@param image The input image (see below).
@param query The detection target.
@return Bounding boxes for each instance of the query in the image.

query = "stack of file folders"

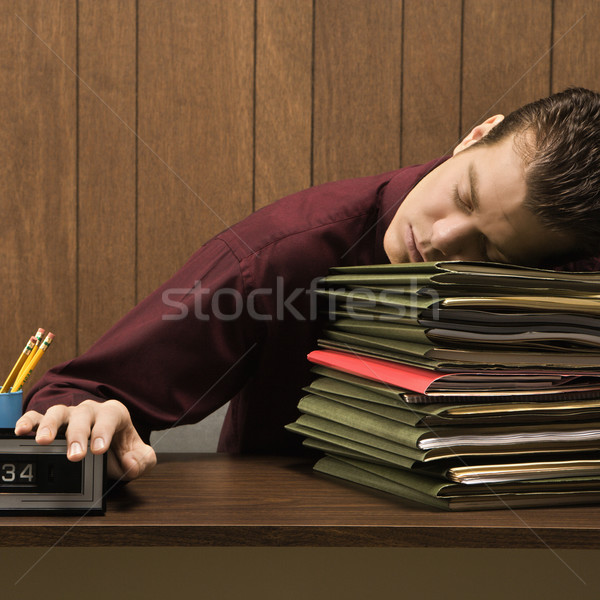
[286,261,600,510]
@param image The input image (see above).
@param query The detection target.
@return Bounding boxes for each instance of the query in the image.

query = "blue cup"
[0,391,23,428]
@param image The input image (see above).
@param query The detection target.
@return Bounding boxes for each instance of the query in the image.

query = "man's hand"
[14,399,157,481]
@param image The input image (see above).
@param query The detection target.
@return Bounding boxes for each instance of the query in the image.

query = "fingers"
[15,405,71,445]
[101,401,157,481]
[14,410,43,436]
[108,445,157,481]
[88,399,129,456]
[62,401,95,461]
[15,400,156,482]
[15,401,119,461]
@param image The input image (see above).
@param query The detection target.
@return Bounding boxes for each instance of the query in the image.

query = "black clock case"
[0,431,106,515]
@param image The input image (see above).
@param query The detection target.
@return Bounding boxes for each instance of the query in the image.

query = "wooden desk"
[1,453,600,548]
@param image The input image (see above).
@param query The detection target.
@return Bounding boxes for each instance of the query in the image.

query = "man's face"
[383,134,576,267]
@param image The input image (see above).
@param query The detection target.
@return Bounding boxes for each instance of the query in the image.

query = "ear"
[453,114,505,155]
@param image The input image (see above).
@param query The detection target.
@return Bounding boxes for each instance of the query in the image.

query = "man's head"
[384,87,600,267]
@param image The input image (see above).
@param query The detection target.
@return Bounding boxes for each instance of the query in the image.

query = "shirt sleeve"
[24,237,262,441]
[554,256,600,272]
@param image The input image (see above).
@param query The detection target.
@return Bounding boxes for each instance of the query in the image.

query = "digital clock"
[0,433,106,514]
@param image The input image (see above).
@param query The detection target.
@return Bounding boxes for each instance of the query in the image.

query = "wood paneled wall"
[1,0,599,388]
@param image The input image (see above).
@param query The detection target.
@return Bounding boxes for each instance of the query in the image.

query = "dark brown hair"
[477,87,600,258]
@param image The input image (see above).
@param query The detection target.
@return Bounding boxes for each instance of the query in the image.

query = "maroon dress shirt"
[25,158,450,454]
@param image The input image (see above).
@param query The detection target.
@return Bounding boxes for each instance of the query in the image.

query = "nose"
[430,215,484,260]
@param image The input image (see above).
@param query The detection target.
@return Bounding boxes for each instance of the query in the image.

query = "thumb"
[107,442,157,481]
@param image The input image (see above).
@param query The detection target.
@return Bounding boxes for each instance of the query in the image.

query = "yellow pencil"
[0,336,37,393]
[12,332,55,392]
[14,328,45,387]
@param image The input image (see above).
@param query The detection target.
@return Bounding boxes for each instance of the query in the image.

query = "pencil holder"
[0,391,22,428]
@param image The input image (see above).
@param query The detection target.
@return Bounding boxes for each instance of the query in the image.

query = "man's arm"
[17,237,260,480]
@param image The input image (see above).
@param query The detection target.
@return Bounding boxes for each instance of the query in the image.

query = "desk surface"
[2,453,600,548]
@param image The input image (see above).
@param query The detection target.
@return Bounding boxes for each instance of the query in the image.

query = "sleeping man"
[15,87,600,481]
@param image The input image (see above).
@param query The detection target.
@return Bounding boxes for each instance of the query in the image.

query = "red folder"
[307,349,443,393]
[307,349,600,395]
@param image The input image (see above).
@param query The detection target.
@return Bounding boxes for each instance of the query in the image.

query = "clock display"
[0,454,82,493]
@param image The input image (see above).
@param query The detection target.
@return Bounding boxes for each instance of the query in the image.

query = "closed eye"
[452,184,472,214]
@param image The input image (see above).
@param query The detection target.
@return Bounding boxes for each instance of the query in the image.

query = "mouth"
[405,225,425,262]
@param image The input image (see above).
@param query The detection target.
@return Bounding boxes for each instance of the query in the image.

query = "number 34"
[1,463,34,482]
